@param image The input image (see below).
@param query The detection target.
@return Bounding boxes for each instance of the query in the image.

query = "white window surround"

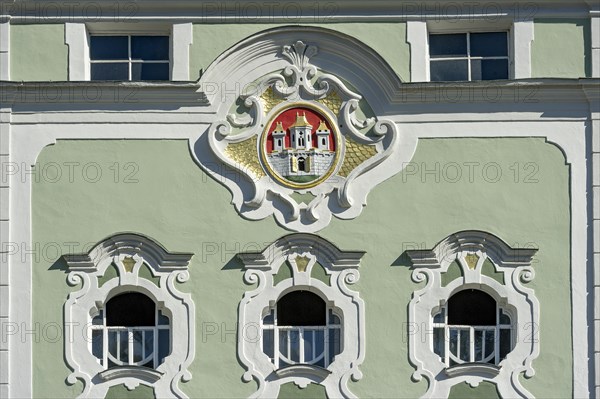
[406,230,539,399]
[65,22,192,81]
[407,19,534,82]
[236,233,366,399]
[63,233,195,399]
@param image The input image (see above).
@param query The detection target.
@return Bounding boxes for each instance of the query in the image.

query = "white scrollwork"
[405,231,540,399]
[192,40,411,232]
[63,233,195,399]
[236,234,366,398]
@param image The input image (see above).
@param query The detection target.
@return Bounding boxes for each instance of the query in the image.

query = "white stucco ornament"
[194,40,411,232]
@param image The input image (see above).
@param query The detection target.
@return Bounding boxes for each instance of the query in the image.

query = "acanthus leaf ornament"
[195,40,411,232]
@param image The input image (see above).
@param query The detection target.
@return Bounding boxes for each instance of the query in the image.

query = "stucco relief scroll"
[193,40,414,232]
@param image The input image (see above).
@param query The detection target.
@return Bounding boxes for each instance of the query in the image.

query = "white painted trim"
[63,233,195,398]
[171,23,192,81]
[65,23,89,81]
[406,21,428,82]
[0,17,9,81]
[407,231,540,398]
[236,234,365,398]
[512,20,534,79]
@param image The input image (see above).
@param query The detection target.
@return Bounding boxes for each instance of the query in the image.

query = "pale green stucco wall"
[10,24,68,81]
[32,137,571,398]
[190,23,410,82]
[531,19,591,78]
[8,20,593,82]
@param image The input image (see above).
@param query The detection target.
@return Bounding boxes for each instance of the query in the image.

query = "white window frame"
[406,231,539,399]
[65,22,193,81]
[63,233,195,398]
[407,19,534,82]
[236,234,366,399]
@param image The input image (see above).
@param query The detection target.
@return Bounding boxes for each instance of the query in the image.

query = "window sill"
[98,366,163,384]
[443,363,500,379]
[274,364,332,381]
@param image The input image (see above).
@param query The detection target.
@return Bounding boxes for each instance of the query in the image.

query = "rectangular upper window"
[90,35,170,81]
[429,32,509,81]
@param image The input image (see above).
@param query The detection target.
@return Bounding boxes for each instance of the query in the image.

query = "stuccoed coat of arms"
[200,41,406,232]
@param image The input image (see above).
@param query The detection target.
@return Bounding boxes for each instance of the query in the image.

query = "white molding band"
[0,16,9,81]
[406,21,428,82]
[512,20,534,79]
[586,1,600,78]
[63,233,196,398]
[65,23,89,81]
[171,23,192,81]
[236,233,366,398]
[407,231,540,398]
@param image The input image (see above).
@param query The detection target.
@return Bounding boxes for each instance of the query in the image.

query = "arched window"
[432,289,513,366]
[261,291,342,369]
[90,292,171,369]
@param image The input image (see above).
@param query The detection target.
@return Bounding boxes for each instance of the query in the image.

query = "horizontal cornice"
[1,79,597,107]
[0,0,595,22]
[0,80,207,105]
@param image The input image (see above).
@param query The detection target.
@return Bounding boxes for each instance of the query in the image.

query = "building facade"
[0,1,599,398]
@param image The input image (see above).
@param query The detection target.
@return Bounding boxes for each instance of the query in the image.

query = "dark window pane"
[106,292,155,326]
[471,59,509,80]
[499,309,511,325]
[289,330,300,362]
[158,312,169,326]
[92,330,103,359]
[158,329,170,364]
[262,329,274,359]
[90,36,128,60]
[448,289,496,325]
[91,63,128,81]
[430,60,468,81]
[277,291,326,326]
[483,59,509,80]
[328,328,341,360]
[131,63,169,81]
[263,309,274,325]
[433,327,445,359]
[429,34,467,57]
[92,311,103,325]
[119,331,128,363]
[108,330,118,360]
[485,330,495,361]
[132,330,144,362]
[474,329,484,361]
[459,329,469,361]
[470,32,508,57]
[131,36,169,60]
[499,328,512,360]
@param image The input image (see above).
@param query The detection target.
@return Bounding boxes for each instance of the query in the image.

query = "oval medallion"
[261,104,339,189]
